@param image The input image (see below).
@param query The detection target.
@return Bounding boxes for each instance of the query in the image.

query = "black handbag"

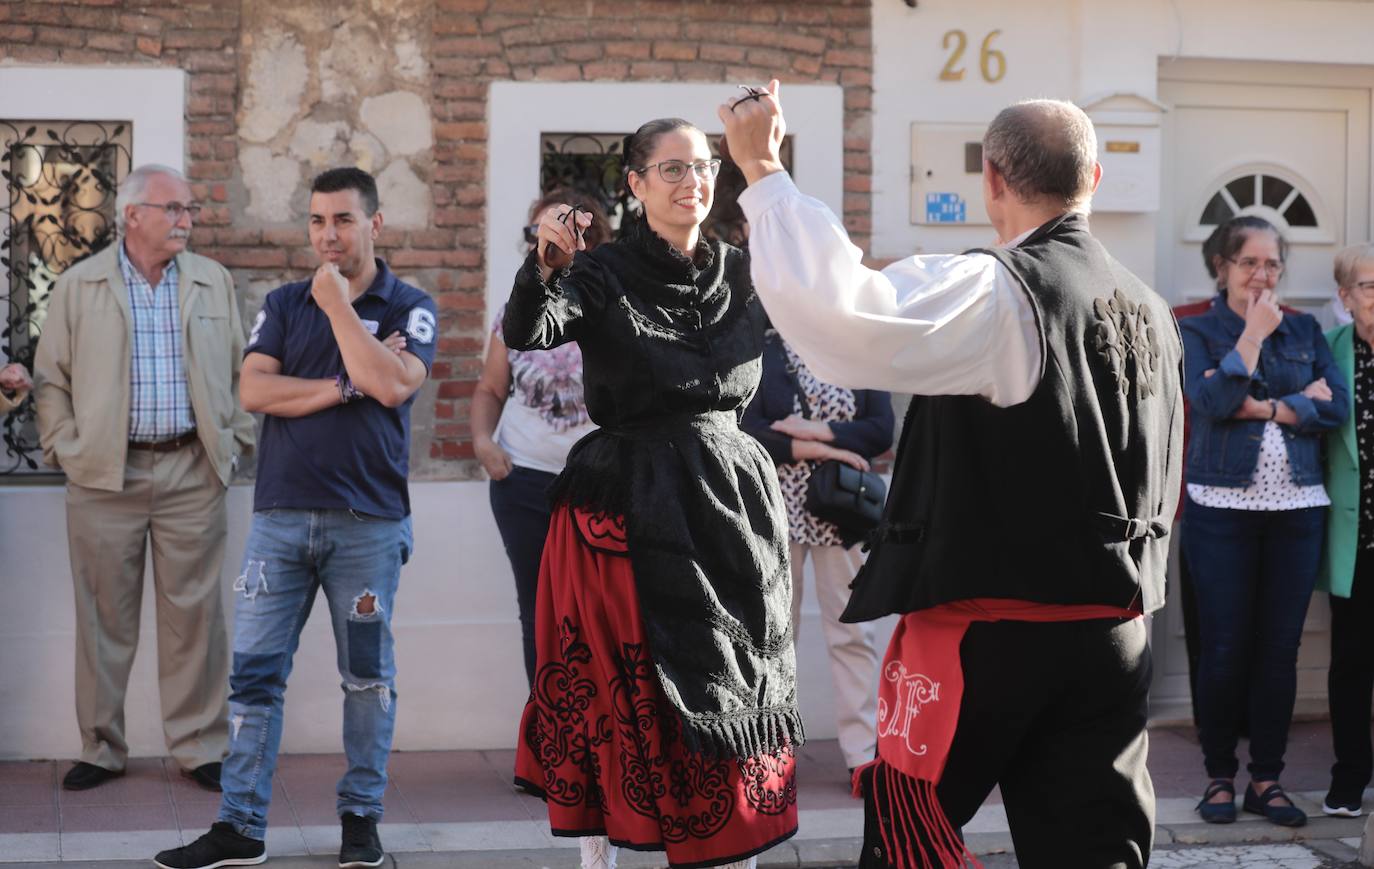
[783,360,887,535]
[805,458,886,534]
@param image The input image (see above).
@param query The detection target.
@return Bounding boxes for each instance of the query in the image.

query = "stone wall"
[3,0,874,480]
[195,0,448,474]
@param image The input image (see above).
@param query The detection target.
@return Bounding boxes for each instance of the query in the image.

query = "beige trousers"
[65,442,230,771]
[789,541,880,769]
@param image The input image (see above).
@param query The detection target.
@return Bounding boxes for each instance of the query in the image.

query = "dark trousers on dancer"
[489,465,556,686]
[859,618,1153,869]
[1329,548,1374,802]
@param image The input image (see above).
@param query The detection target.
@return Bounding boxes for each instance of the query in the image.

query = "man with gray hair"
[722,87,1182,867]
[35,164,255,793]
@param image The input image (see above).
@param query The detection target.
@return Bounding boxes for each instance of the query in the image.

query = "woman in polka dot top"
[1180,215,1349,828]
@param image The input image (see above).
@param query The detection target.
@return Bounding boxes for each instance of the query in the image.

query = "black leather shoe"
[182,762,222,792]
[1196,778,1236,824]
[61,761,124,791]
[1243,782,1307,827]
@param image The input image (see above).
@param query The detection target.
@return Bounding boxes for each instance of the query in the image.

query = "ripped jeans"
[218,509,412,840]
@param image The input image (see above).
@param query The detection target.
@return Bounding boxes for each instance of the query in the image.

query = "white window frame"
[1184,162,1334,245]
[486,81,845,315]
[0,66,186,173]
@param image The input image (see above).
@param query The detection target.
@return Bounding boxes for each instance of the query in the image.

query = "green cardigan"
[1320,322,1359,597]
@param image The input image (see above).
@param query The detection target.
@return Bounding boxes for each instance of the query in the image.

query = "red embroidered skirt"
[514,506,799,868]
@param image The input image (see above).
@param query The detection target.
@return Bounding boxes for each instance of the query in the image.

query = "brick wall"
[424,0,874,470]
[2,1,241,228]
[2,0,874,480]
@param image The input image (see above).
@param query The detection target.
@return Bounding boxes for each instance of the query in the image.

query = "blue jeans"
[1183,500,1324,781]
[488,465,556,686]
[218,509,412,840]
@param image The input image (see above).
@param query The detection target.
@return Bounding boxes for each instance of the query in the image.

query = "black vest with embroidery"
[841,213,1183,621]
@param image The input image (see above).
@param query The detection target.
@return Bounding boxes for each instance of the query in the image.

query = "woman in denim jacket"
[1182,216,1349,827]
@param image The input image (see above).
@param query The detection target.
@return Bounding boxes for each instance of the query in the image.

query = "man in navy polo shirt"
[156,167,437,869]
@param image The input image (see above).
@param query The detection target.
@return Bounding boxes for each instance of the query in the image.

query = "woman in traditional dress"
[505,117,802,869]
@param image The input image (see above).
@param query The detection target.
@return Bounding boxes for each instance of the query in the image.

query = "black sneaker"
[339,812,384,868]
[1323,793,1363,817]
[153,822,265,868]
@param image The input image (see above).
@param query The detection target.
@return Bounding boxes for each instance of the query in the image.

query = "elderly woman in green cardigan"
[1320,241,1374,818]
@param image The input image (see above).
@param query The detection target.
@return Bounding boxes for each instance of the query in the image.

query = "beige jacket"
[35,245,255,491]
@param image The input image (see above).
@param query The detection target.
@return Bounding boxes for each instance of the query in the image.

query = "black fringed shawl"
[502,221,803,759]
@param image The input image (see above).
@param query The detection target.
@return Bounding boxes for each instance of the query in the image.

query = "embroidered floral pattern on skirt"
[514,506,799,868]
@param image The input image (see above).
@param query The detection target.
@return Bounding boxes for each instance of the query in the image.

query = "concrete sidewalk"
[1,722,1368,866]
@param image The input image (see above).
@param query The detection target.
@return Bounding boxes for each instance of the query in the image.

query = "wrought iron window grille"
[1,120,130,474]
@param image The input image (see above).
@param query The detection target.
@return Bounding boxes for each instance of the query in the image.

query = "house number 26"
[939,29,1006,83]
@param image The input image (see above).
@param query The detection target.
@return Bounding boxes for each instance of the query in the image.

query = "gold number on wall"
[979,30,1006,83]
[940,29,1007,83]
[939,30,967,81]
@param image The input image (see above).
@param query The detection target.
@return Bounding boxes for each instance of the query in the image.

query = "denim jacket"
[1180,294,1348,487]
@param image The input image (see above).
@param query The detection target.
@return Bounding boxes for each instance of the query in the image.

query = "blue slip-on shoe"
[1196,778,1236,824]
[1243,782,1307,827]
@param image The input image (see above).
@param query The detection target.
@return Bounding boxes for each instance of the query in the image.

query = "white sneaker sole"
[153,857,266,869]
[1323,801,1363,818]
[339,857,384,869]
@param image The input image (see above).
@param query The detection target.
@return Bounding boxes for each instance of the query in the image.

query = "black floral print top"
[1355,338,1374,549]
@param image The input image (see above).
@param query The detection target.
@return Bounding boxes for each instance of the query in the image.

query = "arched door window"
[1200,172,1318,228]
[1190,167,1331,244]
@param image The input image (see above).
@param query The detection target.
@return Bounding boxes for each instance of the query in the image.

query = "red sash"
[853,599,1140,868]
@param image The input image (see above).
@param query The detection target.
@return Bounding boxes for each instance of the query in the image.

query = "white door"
[1159,71,1370,313]
[1151,61,1373,722]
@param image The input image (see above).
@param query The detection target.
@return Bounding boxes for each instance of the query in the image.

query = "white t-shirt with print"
[492,305,596,473]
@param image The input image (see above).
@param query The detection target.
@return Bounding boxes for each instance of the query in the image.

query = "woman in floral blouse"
[742,328,893,775]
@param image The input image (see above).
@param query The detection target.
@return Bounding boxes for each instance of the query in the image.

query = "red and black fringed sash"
[853,599,1140,869]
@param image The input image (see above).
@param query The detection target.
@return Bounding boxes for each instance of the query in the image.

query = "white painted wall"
[871,0,1374,289]
[871,0,1374,721]
[0,65,186,173]
[0,481,869,759]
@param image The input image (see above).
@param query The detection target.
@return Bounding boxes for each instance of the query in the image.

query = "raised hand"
[1243,288,1283,343]
[536,204,592,275]
[310,262,350,316]
[717,79,787,185]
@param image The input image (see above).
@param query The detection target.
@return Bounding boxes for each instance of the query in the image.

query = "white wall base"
[0,480,872,760]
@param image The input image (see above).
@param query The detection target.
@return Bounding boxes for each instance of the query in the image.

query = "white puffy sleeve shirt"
[737,171,1042,407]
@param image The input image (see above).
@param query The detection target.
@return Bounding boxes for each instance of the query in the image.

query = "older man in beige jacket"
[35,164,255,793]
